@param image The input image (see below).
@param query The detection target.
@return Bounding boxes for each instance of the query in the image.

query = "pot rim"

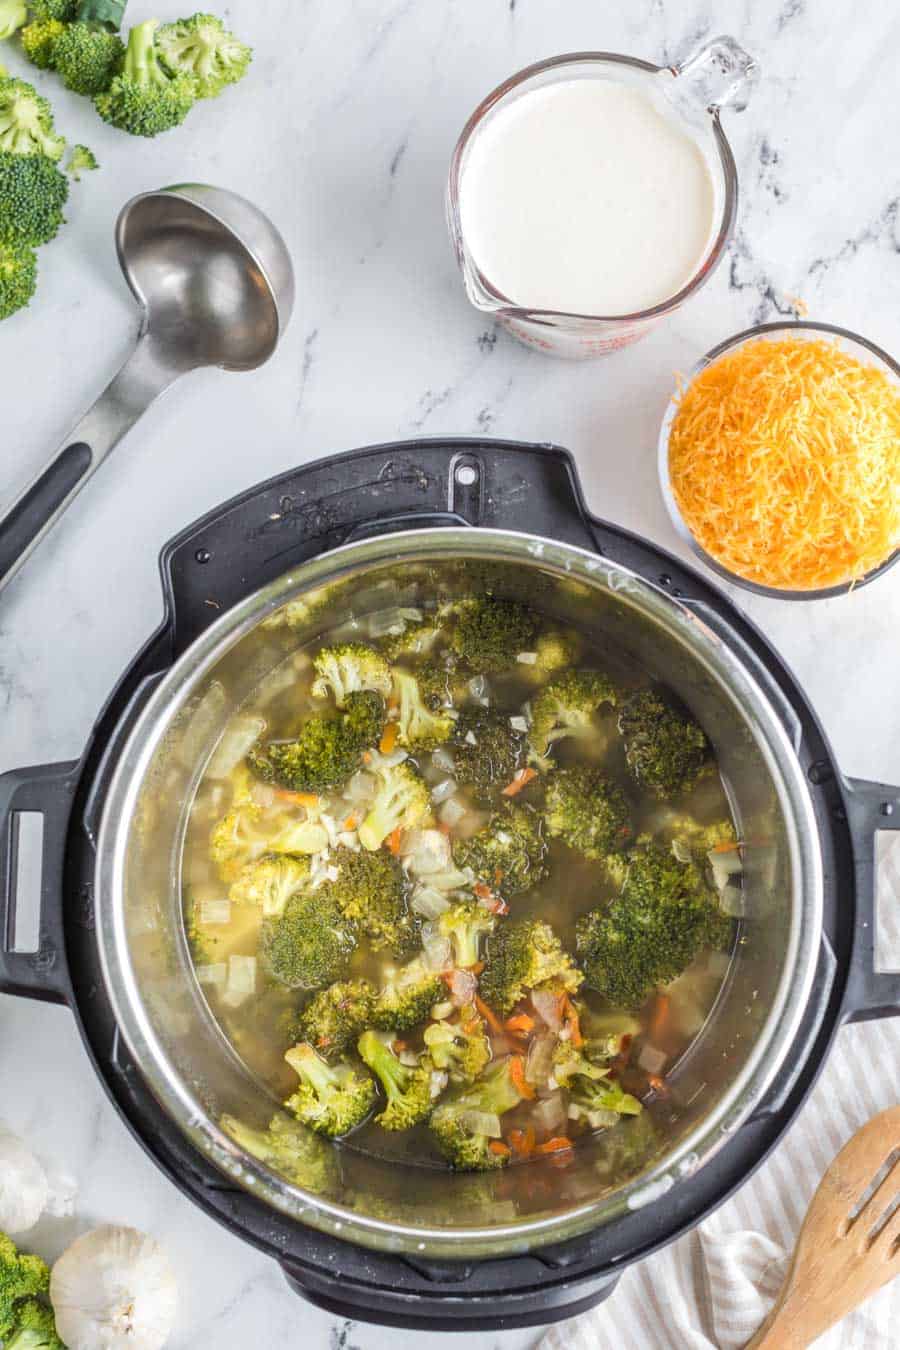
[94,527,823,1258]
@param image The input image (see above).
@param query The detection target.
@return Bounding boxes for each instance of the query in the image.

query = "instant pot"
[1,441,897,1331]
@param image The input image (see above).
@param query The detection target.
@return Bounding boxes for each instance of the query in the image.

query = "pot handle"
[0,761,78,1005]
[840,776,900,1023]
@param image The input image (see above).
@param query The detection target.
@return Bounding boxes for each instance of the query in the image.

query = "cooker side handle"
[0,761,79,1004]
[840,776,900,1023]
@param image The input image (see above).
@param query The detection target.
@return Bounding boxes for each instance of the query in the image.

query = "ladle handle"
[0,332,185,594]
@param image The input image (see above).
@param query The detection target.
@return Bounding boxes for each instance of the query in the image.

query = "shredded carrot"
[509,1054,536,1100]
[534,1136,574,1155]
[473,882,494,901]
[713,838,743,853]
[436,821,453,836]
[379,722,399,754]
[648,993,671,1041]
[505,1013,535,1034]
[474,994,505,1036]
[342,813,358,831]
[393,1039,408,1052]
[669,337,900,591]
[560,994,583,1048]
[469,960,485,975]
[275,789,319,807]
[508,1126,536,1157]
[488,1140,511,1157]
[386,826,403,856]
[461,1018,480,1035]
[362,750,373,764]
[501,767,538,797]
[648,1073,669,1097]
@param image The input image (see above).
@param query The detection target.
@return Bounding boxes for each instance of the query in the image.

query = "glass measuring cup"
[447,38,758,360]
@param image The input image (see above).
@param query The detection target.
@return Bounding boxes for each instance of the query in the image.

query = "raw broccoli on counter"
[156,12,251,99]
[3,1296,64,1350]
[51,0,128,95]
[452,801,548,897]
[95,19,195,136]
[0,2,25,42]
[260,888,357,990]
[0,1234,50,1342]
[19,16,65,68]
[293,979,377,1058]
[479,917,583,1014]
[429,1057,525,1170]
[576,841,732,1008]
[283,1042,376,1138]
[0,77,65,158]
[357,1030,435,1131]
[0,237,36,320]
[618,688,710,799]
[543,765,632,861]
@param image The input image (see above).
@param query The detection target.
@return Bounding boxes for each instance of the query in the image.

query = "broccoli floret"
[0,2,25,41]
[30,0,77,18]
[0,236,35,319]
[284,1041,376,1137]
[4,1297,63,1350]
[657,811,736,859]
[618,688,710,799]
[544,765,632,860]
[423,1008,491,1083]
[450,707,526,804]
[430,1057,524,1170]
[156,12,251,99]
[294,978,377,1058]
[0,152,68,245]
[95,19,194,136]
[358,758,430,852]
[248,696,384,795]
[209,802,327,882]
[357,1029,435,1130]
[438,898,496,969]
[480,918,583,1014]
[312,642,392,707]
[229,851,311,917]
[372,956,444,1031]
[260,889,356,990]
[392,669,455,749]
[450,598,538,672]
[0,1234,50,1342]
[19,17,63,67]
[412,653,470,709]
[382,614,444,661]
[529,670,618,760]
[53,20,125,95]
[568,1076,643,1126]
[65,143,98,179]
[221,1110,337,1194]
[326,844,414,954]
[519,630,582,683]
[576,842,732,1008]
[452,802,548,897]
[184,888,221,965]
[0,77,65,158]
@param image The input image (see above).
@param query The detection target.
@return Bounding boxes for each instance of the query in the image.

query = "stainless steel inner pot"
[95,529,823,1259]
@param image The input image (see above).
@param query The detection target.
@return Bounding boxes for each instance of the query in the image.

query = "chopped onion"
[463,730,478,747]
[509,716,529,733]
[412,885,452,920]
[707,845,743,890]
[532,988,563,1031]
[366,606,423,638]
[438,796,467,828]
[421,924,452,972]
[638,1043,668,1075]
[430,1069,450,1099]
[402,828,452,875]
[199,898,230,926]
[195,963,227,987]
[671,838,693,864]
[431,746,456,775]
[431,1000,455,1020]
[207,714,266,778]
[525,1034,556,1088]
[343,770,376,804]
[532,1092,566,1135]
[367,747,408,772]
[336,831,360,850]
[431,777,458,804]
[250,782,277,809]
[587,1108,619,1130]
[448,967,478,1006]
[399,1050,420,1067]
[221,955,257,1008]
[516,651,537,665]
[458,1110,502,1139]
[468,675,487,700]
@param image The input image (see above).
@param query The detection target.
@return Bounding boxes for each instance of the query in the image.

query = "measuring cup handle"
[0,333,186,595]
[668,35,759,114]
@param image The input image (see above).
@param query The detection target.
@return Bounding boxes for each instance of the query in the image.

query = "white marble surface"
[1,1,898,1346]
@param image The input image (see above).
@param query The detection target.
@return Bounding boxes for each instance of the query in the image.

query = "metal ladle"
[0,184,295,592]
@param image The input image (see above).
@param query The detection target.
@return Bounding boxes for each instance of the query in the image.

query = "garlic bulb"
[50,1226,178,1350]
[0,1121,49,1234]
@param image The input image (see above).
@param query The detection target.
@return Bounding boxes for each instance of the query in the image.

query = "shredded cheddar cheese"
[668,337,900,590]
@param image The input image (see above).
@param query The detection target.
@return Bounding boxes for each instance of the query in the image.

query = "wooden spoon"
[746,1105,900,1347]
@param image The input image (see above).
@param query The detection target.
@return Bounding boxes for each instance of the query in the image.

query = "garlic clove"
[0,1120,49,1234]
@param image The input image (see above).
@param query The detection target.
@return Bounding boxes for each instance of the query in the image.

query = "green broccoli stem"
[76,0,127,29]
[123,18,166,85]
[287,1043,337,1095]
[358,1030,408,1097]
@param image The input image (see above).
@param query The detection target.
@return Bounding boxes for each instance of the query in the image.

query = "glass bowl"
[657,321,900,599]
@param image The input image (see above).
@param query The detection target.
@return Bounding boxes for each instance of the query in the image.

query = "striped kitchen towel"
[541,831,900,1350]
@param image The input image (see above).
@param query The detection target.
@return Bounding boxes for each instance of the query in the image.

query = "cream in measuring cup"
[447,39,757,358]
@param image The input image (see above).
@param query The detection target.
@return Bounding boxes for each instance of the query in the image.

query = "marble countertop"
[1,1,898,1346]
